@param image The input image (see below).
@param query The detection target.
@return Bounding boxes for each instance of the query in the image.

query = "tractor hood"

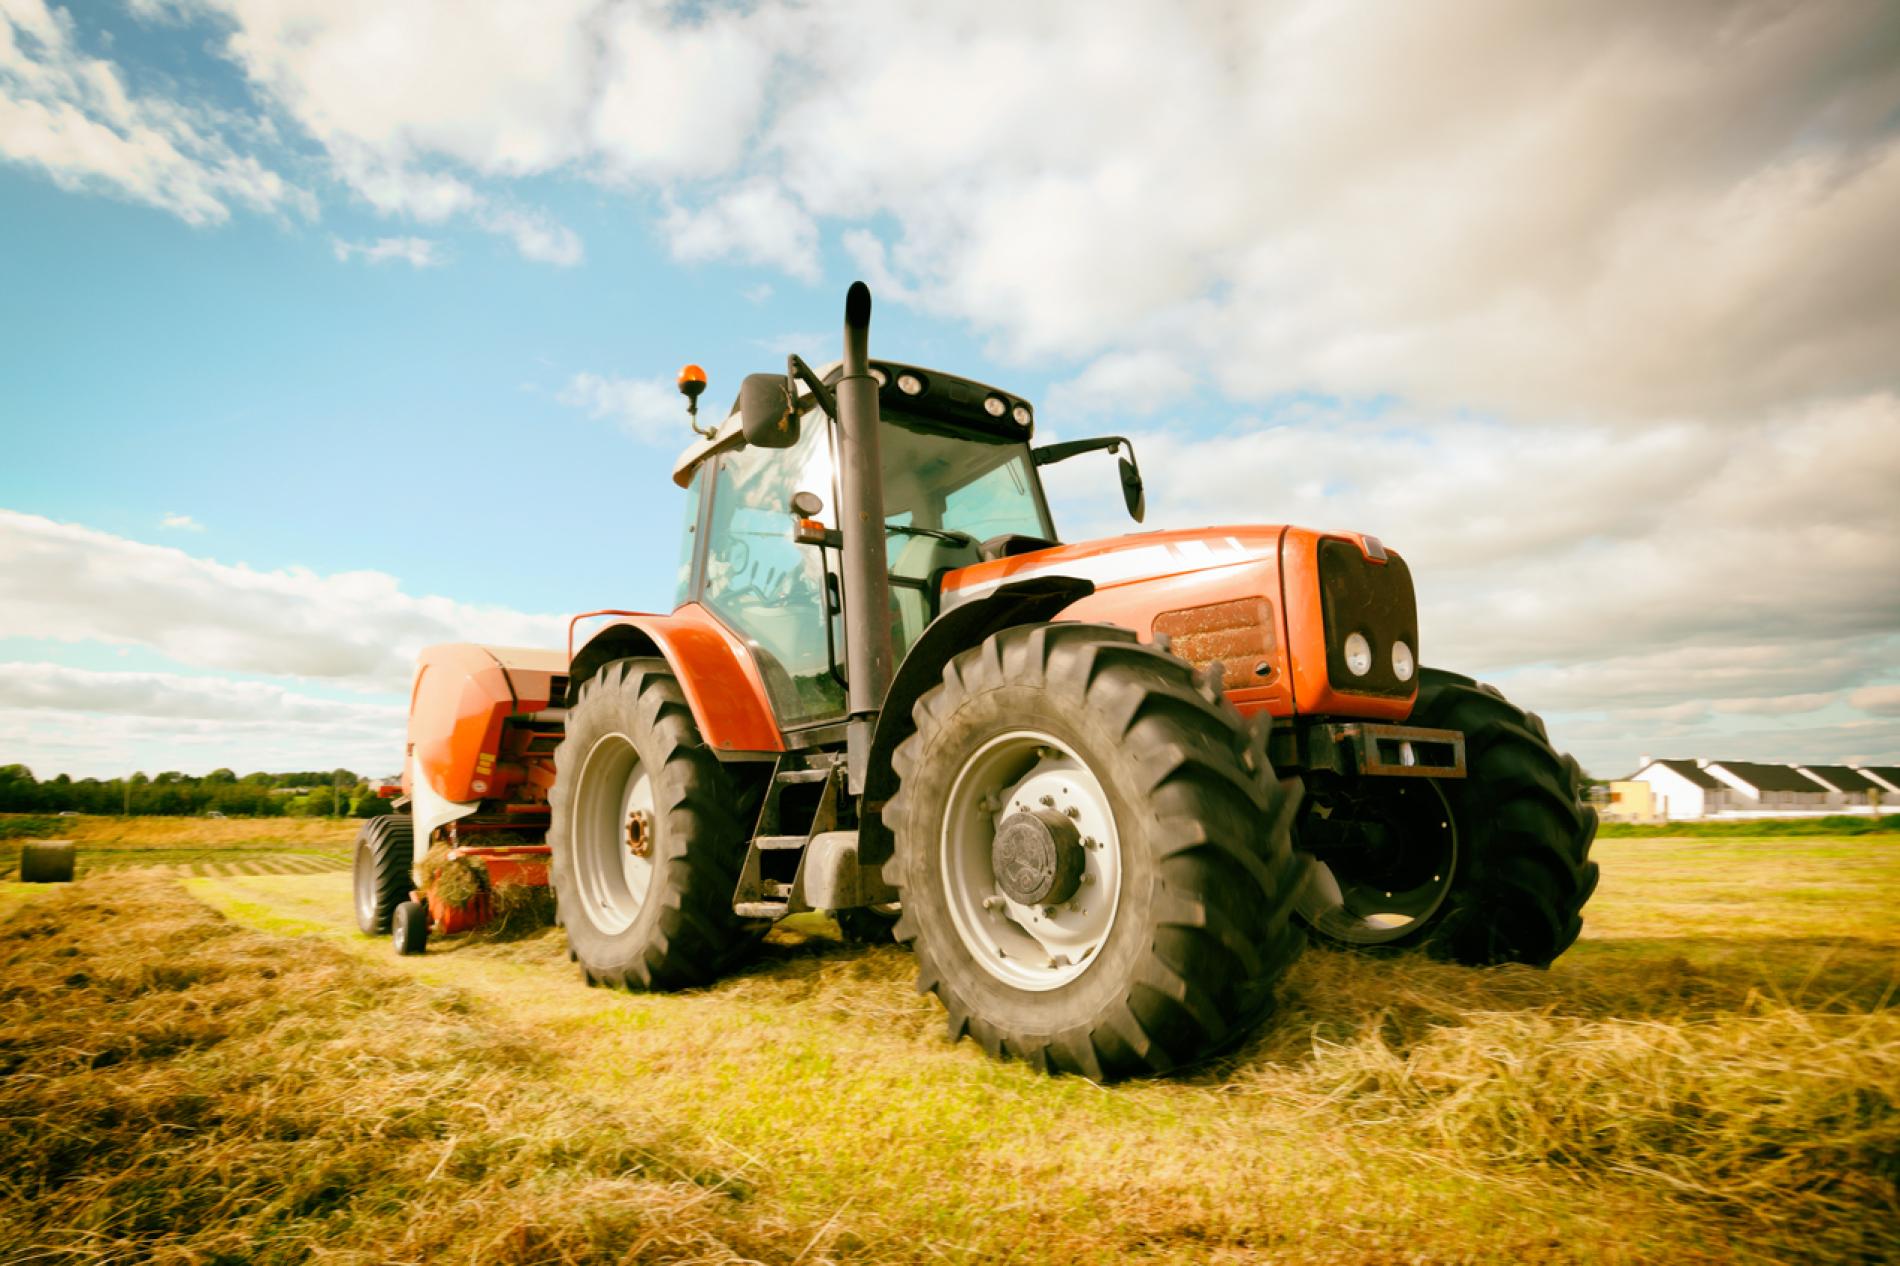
[938,524,1413,723]
[940,526,1291,609]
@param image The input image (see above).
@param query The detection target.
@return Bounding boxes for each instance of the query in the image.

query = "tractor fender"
[567,604,784,754]
[858,575,1095,866]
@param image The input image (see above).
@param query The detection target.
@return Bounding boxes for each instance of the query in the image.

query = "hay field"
[0,834,1894,1263]
[0,814,357,884]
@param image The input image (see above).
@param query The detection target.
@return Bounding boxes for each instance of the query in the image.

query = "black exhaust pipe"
[836,281,894,791]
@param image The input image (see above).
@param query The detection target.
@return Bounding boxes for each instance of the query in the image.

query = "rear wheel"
[353,814,413,934]
[1297,668,1599,965]
[548,658,750,990]
[885,622,1307,1079]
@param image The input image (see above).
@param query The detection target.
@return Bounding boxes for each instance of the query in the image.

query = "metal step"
[773,768,833,785]
[734,900,789,920]
[755,834,807,851]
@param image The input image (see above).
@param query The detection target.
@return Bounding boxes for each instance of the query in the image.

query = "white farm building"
[1608,758,1898,821]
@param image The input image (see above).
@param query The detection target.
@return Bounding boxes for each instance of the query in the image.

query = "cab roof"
[670,360,1034,488]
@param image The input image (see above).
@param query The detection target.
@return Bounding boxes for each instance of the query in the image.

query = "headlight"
[897,373,924,395]
[983,395,1008,417]
[1011,404,1031,426]
[869,366,888,386]
[1391,639,1415,682]
[1344,632,1373,676]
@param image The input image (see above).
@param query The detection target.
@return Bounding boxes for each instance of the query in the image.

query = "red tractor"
[355,283,1598,1078]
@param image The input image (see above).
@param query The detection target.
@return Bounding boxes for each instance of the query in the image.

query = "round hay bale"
[20,841,76,884]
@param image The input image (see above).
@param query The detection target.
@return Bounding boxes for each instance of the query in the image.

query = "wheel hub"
[991,809,1085,905]
[625,807,652,858]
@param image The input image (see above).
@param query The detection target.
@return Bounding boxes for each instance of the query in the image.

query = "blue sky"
[2,0,1897,780]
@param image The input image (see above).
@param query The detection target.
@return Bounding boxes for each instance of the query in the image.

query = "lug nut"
[1064,805,1080,818]
[1039,794,1056,807]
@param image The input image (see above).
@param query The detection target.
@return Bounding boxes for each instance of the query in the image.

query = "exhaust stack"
[836,281,894,790]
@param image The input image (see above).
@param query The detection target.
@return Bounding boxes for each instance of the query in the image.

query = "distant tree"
[0,765,37,812]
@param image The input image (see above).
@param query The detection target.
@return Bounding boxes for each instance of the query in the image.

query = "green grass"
[1598,813,1900,837]
[1,834,1895,1263]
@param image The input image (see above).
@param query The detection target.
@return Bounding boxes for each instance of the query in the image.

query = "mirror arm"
[788,354,838,418]
[1032,435,1130,467]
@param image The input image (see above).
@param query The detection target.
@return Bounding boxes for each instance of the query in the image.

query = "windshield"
[879,415,1051,547]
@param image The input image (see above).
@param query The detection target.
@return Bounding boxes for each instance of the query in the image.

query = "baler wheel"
[834,904,901,944]
[548,658,751,990]
[1297,668,1599,966]
[884,622,1307,1080]
[352,814,414,935]
[392,900,429,955]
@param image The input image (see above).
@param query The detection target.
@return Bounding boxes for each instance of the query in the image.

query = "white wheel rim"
[940,729,1123,992]
[572,732,656,934]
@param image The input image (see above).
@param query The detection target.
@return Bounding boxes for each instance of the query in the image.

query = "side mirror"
[1119,456,1146,523]
[739,373,799,449]
[790,490,823,517]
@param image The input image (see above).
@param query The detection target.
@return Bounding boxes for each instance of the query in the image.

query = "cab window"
[700,418,845,726]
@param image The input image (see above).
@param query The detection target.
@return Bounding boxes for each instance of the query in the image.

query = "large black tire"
[1299,668,1599,966]
[884,622,1307,1080]
[19,841,76,883]
[352,814,414,935]
[548,658,750,990]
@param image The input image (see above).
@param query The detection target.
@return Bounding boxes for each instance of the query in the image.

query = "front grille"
[1317,538,1417,699]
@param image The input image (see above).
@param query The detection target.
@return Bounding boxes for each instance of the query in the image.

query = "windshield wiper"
[885,524,977,547]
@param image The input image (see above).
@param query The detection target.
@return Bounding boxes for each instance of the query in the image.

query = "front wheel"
[547,658,750,990]
[884,622,1307,1079]
[1296,668,1599,966]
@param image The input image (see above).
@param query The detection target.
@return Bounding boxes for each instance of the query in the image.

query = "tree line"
[0,765,393,818]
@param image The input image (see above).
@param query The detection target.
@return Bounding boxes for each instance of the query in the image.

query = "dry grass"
[0,835,1894,1263]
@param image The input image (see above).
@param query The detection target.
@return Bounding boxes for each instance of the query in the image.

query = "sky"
[1,0,1897,782]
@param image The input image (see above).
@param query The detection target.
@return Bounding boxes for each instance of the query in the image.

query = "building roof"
[1708,761,1830,794]
[1639,758,1724,790]
[1860,766,1900,791]
[1801,765,1879,794]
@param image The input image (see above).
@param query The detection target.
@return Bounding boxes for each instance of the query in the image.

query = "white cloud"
[1045,351,1196,418]
[1850,685,1900,718]
[0,0,308,225]
[0,510,564,692]
[0,705,399,780]
[763,0,1900,420]
[556,371,690,445]
[661,180,818,280]
[159,511,204,531]
[1038,390,1900,769]
[0,660,401,726]
[476,205,582,267]
[330,235,441,267]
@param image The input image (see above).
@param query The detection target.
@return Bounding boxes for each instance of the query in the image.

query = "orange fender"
[567,603,783,754]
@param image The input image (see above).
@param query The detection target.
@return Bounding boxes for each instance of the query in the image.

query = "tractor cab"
[669,359,1122,732]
